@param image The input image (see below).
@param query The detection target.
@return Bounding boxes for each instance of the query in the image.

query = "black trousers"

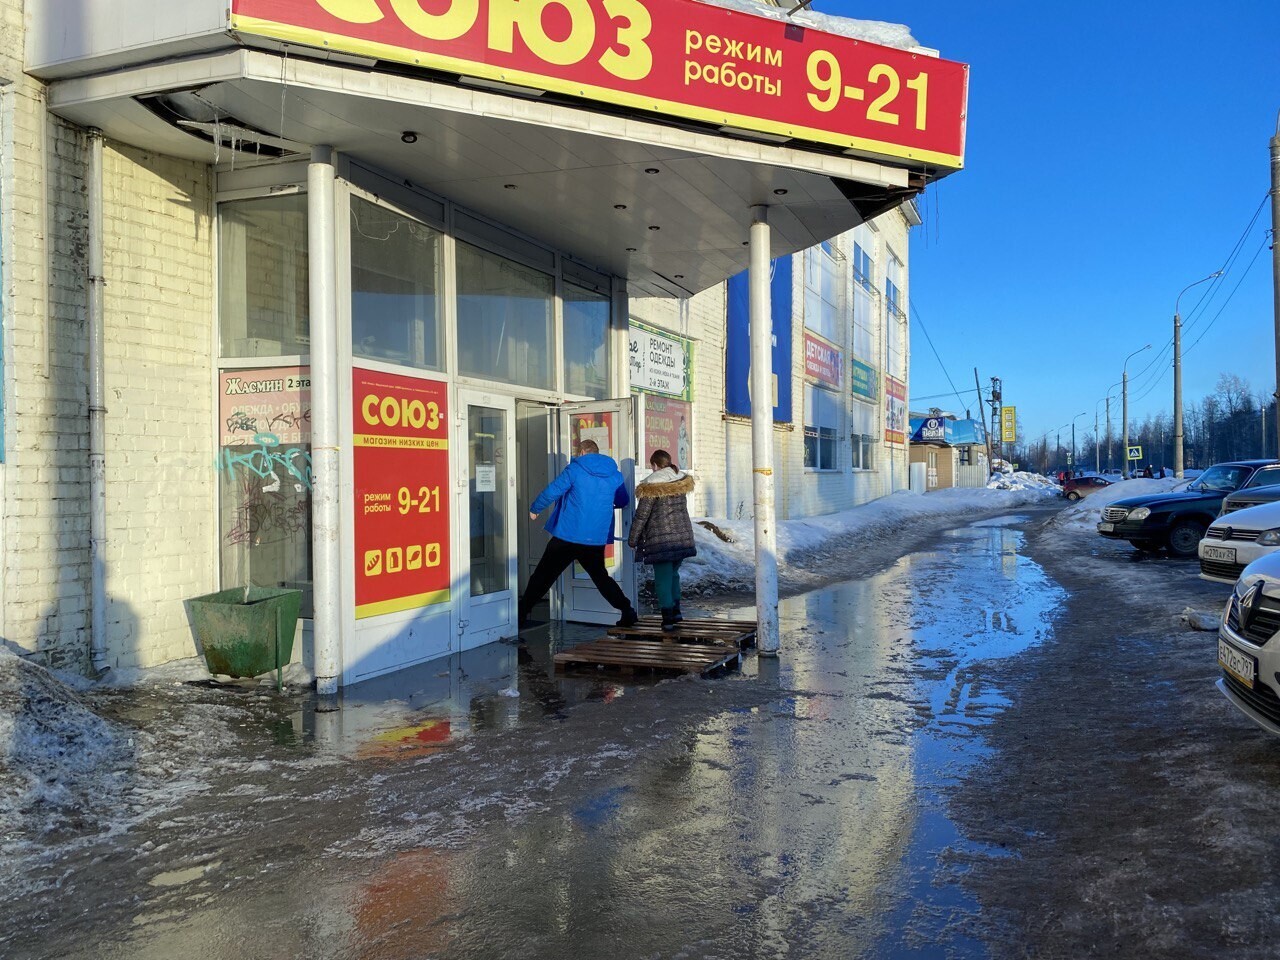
[519,537,631,617]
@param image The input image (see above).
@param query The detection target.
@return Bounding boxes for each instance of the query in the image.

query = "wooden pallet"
[553,637,743,677]
[607,616,757,649]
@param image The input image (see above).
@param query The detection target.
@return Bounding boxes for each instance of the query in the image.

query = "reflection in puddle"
[148,860,222,888]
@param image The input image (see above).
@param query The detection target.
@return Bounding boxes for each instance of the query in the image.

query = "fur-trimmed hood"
[636,467,695,498]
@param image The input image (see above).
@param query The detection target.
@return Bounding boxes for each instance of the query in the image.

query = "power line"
[909,301,970,414]
[909,386,980,404]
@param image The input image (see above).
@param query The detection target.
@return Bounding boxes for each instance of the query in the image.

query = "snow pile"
[0,647,134,832]
[1049,477,1191,535]
[700,0,921,51]
[677,487,1048,593]
[988,471,1058,493]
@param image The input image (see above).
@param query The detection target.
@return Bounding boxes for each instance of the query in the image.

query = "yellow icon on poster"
[364,550,383,577]
[407,545,423,570]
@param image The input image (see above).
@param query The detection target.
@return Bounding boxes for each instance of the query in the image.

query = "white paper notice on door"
[579,426,611,457]
[475,464,497,492]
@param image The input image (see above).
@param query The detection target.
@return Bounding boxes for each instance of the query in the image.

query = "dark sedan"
[1097,460,1280,556]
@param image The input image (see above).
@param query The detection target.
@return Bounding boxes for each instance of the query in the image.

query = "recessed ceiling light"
[401,131,418,144]
[644,167,659,174]
[674,274,684,280]
[648,225,660,231]
[614,204,627,210]
[773,188,788,196]
[503,183,517,189]
[626,247,637,252]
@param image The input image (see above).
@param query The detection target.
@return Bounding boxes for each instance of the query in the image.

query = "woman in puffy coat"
[628,449,697,630]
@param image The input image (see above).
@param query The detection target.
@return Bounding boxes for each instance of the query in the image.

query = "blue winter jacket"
[531,452,629,546]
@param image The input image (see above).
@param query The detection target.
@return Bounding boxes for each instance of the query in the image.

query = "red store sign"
[231,0,967,167]
[803,332,842,389]
[352,368,451,619]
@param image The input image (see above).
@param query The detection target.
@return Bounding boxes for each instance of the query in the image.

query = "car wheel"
[1066,491,1081,501]
[1167,521,1207,558]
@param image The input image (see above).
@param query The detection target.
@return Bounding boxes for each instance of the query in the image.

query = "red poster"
[353,368,450,619]
[641,395,693,470]
[803,333,842,390]
[231,0,967,168]
[885,375,907,445]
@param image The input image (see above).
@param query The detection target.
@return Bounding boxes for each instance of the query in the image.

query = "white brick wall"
[0,2,216,670]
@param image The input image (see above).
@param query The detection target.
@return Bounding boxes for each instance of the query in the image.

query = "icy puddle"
[4,515,1068,960]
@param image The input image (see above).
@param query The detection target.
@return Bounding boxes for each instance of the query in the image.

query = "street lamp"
[1174,270,1223,477]
[1096,385,1120,473]
[1122,344,1152,479]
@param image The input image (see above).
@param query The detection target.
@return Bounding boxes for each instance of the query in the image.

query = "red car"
[1063,475,1113,501]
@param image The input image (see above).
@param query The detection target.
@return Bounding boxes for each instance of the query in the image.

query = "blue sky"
[829,0,1280,445]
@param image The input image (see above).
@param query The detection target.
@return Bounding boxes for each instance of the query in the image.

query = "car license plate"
[1219,638,1256,689]
[1098,522,1115,532]
[1203,545,1236,563]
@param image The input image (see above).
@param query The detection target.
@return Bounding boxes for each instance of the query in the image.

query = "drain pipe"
[87,128,109,675]
[308,146,341,700]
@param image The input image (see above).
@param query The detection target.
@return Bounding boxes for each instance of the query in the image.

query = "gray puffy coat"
[628,468,697,564]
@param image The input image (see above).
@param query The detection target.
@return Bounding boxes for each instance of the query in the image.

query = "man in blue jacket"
[518,439,638,628]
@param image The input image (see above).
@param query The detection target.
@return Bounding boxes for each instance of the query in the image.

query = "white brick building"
[2,0,960,684]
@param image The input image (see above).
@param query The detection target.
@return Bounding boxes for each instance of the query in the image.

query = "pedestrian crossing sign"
[1127,445,1142,461]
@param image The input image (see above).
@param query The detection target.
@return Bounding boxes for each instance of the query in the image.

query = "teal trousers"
[652,560,683,609]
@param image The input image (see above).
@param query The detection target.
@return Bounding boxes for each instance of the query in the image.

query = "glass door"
[557,398,637,625]
[457,390,517,647]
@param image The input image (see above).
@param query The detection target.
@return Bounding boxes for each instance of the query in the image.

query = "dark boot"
[616,605,639,628]
[671,602,684,624]
[661,607,679,632]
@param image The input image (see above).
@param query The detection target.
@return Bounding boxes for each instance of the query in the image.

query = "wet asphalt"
[5,511,1084,959]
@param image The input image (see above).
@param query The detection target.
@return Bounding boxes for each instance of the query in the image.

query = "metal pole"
[1123,371,1131,479]
[1095,409,1100,474]
[1106,395,1112,473]
[309,146,342,698]
[974,367,990,468]
[748,206,779,657]
[87,128,109,675]
[1271,112,1280,454]
[1173,311,1183,478]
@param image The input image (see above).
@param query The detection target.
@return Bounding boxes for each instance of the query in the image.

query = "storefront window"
[804,240,844,345]
[216,368,313,618]
[564,282,611,399]
[804,383,841,471]
[219,195,309,358]
[850,400,876,471]
[351,197,442,370]
[456,242,553,389]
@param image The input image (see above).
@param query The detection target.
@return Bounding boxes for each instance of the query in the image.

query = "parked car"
[1096,459,1280,557]
[1217,551,1280,736]
[1062,475,1112,501]
[1200,500,1280,583]
[1220,463,1280,515]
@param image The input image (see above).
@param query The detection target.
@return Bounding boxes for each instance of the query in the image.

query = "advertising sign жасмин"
[230,0,968,169]
[1000,405,1017,443]
[353,368,451,619]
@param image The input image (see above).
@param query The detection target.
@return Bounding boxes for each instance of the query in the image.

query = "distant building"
[908,412,989,490]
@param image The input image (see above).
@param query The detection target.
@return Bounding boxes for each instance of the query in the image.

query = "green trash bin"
[188,587,302,688]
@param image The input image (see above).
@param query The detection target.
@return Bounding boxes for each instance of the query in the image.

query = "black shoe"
[661,607,679,632]
[616,606,639,628]
[672,602,684,624]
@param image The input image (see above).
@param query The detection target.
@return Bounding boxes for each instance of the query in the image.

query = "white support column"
[309,147,342,697]
[87,128,109,675]
[749,206,779,656]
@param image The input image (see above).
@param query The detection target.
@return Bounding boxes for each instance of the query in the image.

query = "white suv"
[1199,500,1280,585]
[1218,551,1280,736]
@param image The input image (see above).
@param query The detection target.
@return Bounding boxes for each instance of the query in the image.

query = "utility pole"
[990,377,1004,469]
[1095,408,1101,473]
[1271,110,1280,456]
[1122,345,1151,479]
[1174,272,1222,477]
[1106,395,1113,472]
[974,367,991,469]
